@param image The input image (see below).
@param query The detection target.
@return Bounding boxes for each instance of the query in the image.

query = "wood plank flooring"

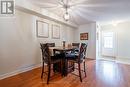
[0,59,130,87]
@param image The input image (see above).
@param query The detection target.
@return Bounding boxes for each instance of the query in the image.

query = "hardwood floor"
[0,59,130,87]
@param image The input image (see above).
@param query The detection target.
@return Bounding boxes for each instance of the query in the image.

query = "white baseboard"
[86,57,96,60]
[116,57,130,65]
[0,63,42,80]
[97,56,130,65]
[1,57,129,80]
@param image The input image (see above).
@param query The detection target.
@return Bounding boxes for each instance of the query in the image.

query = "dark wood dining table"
[49,46,77,76]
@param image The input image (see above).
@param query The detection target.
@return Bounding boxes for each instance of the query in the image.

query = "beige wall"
[0,10,75,79]
[37,18,75,46]
[74,23,97,59]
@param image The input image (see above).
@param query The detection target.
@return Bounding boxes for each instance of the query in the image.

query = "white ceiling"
[29,0,130,25]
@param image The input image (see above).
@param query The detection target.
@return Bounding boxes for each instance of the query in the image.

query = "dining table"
[49,46,77,76]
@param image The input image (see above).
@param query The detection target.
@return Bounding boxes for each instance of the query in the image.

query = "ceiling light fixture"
[64,12,70,21]
[60,0,70,21]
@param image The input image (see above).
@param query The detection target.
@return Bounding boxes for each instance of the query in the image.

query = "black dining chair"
[46,43,55,47]
[40,43,62,84]
[65,43,87,82]
[72,43,80,47]
[72,43,80,53]
[46,43,62,72]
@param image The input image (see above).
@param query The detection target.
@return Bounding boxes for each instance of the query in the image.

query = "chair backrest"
[40,43,51,64]
[46,43,55,47]
[78,43,87,62]
[72,43,80,48]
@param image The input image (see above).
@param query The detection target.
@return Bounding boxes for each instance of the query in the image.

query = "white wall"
[101,21,130,63]
[0,10,75,79]
[74,23,96,59]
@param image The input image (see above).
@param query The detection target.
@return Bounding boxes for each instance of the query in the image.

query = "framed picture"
[52,24,60,39]
[80,33,88,40]
[36,20,49,38]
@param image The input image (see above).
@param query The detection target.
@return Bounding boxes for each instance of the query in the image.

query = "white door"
[101,31,115,57]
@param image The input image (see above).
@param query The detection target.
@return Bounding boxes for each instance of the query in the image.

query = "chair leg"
[71,62,75,71]
[47,65,51,84]
[63,59,68,76]
[41,62,44,78]
[60,61,62,73]
[84,61,87,77]
[78,63,82,82]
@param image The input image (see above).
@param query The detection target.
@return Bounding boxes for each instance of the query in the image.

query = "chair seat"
[65,53,76,58]
[43,55,61,64]
[65,53,79,62]
[66,53,85,63]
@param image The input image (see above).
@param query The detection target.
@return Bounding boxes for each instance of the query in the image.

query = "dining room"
[0,0,130,87]
[0,4,96,86]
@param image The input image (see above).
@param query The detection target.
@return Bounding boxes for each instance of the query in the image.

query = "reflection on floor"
[0,59,130,87]
[97,56,115,61]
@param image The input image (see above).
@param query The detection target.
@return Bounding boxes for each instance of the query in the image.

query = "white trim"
[97,56,130,65]
[116,56,130,65]
[116,60,130,65]
[0,63,42,80]
[86,57,95,59]
[1,57,129,80]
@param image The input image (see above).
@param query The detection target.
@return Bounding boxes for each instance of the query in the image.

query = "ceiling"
[29,0,130,25]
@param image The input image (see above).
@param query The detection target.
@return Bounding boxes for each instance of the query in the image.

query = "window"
[103,32,114,48]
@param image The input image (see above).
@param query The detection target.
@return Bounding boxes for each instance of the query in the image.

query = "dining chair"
[66,43,80,71]
[65,43,87,82]
[72,43,80,53]
[46,43,55,47]
[72,43,80,47]
[46,43,63,72]
[40,43,61,84]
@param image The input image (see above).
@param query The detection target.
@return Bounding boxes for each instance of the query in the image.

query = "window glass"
[103,32,114,48]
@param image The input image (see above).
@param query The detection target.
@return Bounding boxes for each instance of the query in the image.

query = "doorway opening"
[96,28,116,61]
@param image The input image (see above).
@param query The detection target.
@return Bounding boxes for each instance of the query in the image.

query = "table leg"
[62,52,68,76]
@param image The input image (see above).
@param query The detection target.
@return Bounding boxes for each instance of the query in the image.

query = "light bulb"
[64,12,70,21]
